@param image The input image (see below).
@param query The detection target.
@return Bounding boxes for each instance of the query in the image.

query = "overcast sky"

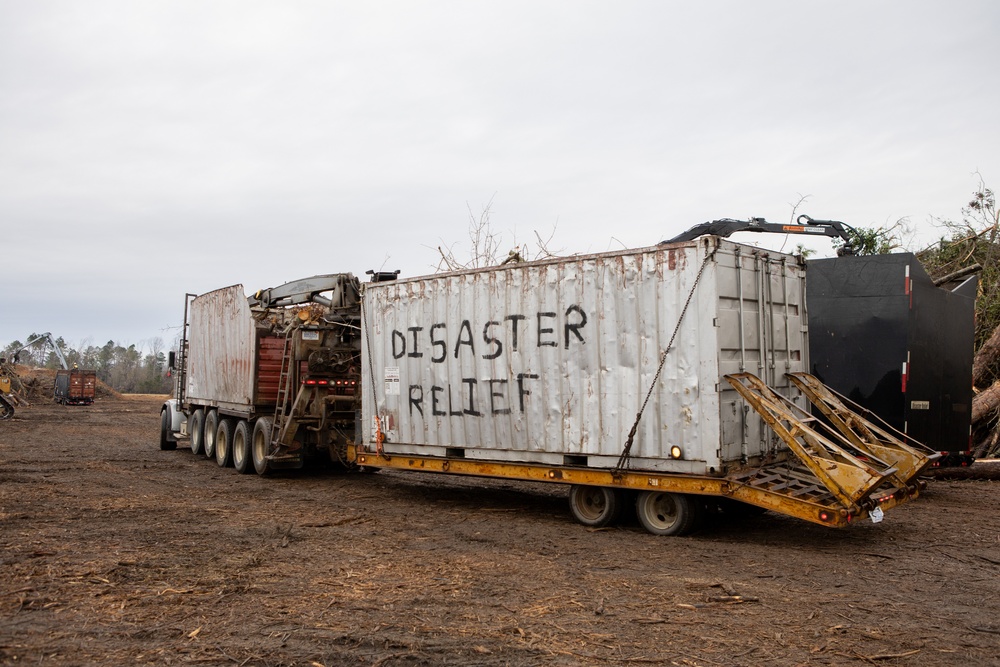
[2,1,998,353]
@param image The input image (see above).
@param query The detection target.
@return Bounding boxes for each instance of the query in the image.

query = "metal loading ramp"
[723,372,937,527]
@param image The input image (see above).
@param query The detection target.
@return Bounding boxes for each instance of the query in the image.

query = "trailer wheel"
[233,420,253,474]
[159,410,177,451]
[252,417,274,476]
[203,409,219,459]
[215,418,234,467]
[189,408,205,456]
[568,485,622,527]
[635,491,702,536]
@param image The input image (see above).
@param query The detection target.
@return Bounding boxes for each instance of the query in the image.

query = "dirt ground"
[2,396,1000,667]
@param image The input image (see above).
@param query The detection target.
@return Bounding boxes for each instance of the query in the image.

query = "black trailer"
[806,253,977,466]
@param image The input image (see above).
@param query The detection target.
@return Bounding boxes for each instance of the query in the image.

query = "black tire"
[215,418,234,468]
[189,408,205,456]
[568,485,622,528]
[159,410,177,451]
[635,491,703,536]
[203,409,219,459]
[252,416,274,476]
[233,420,253,474]
[0,396,13,420]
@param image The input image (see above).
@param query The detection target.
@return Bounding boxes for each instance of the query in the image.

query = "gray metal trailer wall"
[362,238,808,475]
[185,284,257,412]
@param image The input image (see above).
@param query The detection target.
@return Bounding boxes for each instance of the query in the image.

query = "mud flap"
[724,372,904,512]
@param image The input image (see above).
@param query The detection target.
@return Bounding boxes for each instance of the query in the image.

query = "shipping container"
[54,369,96,405]
[361,238,808,473]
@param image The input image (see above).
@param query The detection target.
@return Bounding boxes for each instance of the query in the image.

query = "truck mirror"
[168,351,176,370]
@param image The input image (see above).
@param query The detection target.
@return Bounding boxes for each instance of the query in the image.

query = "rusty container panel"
[185,284,257,411]
[362,238,809,475]
[75,370,96,401]
[255,337,284,405]
[55,369,97,404]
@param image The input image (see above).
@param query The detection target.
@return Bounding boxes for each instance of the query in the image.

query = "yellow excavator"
[0,357,20,419]
[1,333,74,419]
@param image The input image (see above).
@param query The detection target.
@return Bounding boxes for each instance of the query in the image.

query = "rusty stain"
[681,405,693,425]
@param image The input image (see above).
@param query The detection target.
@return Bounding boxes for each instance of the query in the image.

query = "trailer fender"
[160,399,187,441]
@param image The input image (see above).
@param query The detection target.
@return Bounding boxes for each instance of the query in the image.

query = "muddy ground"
[2,395,999,666]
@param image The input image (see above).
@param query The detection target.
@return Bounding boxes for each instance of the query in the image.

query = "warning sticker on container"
[384,366,400,395]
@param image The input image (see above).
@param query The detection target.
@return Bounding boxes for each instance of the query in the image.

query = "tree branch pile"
[917,180,1000,457]
[432,196,561,273]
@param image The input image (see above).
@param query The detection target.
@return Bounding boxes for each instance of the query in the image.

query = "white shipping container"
[361,238,809,475]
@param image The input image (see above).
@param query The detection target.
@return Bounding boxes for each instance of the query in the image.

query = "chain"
[614,243,719,475]
[361,294,389,459]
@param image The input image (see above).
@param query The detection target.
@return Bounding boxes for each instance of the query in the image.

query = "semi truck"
[161,235,936,535]
[160,274,364,474]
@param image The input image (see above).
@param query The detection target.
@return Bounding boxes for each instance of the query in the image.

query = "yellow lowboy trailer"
[351,371,934,534]
[355,238,937,535]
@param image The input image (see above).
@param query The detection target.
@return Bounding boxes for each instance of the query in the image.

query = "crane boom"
[663,215,857,256]
[14,332,69,369]
[247,274,357,309]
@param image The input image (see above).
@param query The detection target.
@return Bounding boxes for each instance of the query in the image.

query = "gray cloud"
[2,1,998,349]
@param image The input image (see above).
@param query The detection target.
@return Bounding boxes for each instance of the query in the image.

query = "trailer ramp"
[785,372,938,485]
[724,373,934,525]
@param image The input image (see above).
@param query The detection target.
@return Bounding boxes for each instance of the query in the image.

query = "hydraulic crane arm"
[662,215,857,256]
[247,274,359,309]
[13,332,69,369]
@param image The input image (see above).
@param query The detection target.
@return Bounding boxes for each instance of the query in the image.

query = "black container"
[807,253,977,465]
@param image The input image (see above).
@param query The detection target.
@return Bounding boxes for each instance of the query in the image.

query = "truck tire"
[252,417,274,476]
[635,491,703,536]
[232,420,253,474]
[215,418,234,468]
[203,409,219,460]
[568,485,622,528]
[159,410,177,451]
[189,408,205,456]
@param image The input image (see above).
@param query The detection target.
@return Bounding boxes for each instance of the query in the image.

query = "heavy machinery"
[0,357,19,419]
[160,274,367,473]
[2,333,75,418]
[13,332,71,370]
[663,214,858,255]
[162,238,938,536]
[8,333,97,406]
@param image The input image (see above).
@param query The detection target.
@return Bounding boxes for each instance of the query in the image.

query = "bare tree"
[433,196,562,272]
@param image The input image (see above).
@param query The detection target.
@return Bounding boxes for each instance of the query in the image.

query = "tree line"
[1,335,172,395]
